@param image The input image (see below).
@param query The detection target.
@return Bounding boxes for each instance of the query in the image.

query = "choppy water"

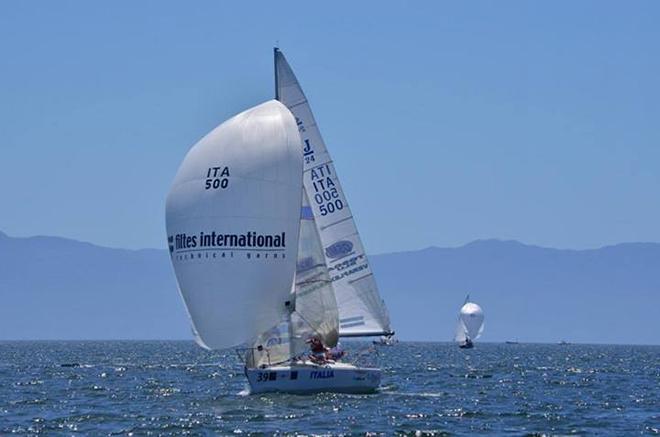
[0,341,658,435]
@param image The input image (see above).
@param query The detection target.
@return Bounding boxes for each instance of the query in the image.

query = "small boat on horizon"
[455,295,484,349]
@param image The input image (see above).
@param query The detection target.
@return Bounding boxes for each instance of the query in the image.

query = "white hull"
[245,361,381,394]
[373,337,398,346]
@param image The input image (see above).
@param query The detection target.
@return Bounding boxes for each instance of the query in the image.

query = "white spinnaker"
[166,100,303,350]
[456,302,485,342]
[274,48,392,337]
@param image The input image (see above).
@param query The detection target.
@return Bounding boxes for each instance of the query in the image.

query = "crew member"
[307,336,328,364]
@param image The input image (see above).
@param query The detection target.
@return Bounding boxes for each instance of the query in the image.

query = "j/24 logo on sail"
[303,139,315,164]
[205,166,230,190]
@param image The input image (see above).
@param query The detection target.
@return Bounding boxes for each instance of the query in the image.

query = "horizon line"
[2,229,659,255]
[0,338,658,347]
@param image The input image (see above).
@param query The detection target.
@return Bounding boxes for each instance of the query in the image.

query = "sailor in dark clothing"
[307,336,328,364]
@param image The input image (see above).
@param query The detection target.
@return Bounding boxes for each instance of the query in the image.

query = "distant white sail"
[274,48,392,337]
[166,100,303,350]
[455,301,484,342]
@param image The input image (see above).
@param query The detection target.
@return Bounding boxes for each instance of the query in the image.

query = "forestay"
[166,100,303,350]
[274,48,392,337]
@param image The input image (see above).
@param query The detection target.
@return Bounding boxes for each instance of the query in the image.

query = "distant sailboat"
[165,49,393,394]
[455,295,484,349]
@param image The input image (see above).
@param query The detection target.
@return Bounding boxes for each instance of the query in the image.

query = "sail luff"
[274,49,393,338]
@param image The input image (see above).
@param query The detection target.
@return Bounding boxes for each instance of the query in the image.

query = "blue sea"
[0,341,658,435]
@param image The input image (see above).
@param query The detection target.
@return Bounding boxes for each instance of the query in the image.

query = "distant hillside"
[0,231,187,340]
[372,240,660,345]
[1,231,658,344]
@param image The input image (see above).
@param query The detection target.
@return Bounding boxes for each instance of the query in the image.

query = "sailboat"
[165,49,393,394]
[455,295,484,349]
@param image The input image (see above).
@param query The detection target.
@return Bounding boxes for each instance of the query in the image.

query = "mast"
[274,47,280,100]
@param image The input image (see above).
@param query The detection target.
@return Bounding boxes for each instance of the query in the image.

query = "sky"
[1,1,658,254]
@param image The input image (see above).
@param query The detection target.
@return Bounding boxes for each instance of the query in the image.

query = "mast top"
[273,47,280,100]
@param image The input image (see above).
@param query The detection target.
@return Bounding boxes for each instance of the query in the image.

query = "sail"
[274,48,392,337]
[454,319,467,343]
[166,100,303,350]
[291,189,340,350]
[249,189,340,367]
[249,318,294,367]
[457,302,485,341]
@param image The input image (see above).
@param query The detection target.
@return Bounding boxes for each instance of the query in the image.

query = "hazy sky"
[1,1,658,253]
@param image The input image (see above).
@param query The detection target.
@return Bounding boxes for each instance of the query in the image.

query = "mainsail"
[166,100,303,351]
[274,48,392,337]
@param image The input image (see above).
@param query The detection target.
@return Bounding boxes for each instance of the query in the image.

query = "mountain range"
[1,231,658,344]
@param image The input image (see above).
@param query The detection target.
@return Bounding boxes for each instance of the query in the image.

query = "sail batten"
[274,48,392,338]
[338,331,394,338]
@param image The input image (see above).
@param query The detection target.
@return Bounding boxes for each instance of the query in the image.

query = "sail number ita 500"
[308,163,344,216]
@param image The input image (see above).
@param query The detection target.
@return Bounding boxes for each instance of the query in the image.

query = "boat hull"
[245,362,381,394]
[459,341,474,349]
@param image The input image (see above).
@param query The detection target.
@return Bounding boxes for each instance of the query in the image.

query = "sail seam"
[348,273,373,284]
[289,100,309,109]
[303,159,335,173]
[320,216,354,231]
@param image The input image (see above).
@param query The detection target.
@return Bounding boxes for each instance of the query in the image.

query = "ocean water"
[0,341,658,435]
